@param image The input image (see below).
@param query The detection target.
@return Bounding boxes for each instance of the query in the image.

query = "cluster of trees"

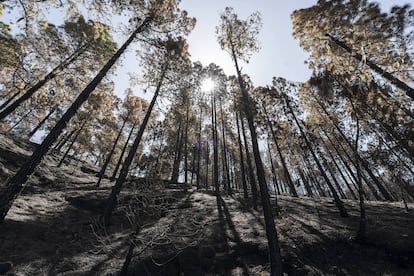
[0,0,413,275]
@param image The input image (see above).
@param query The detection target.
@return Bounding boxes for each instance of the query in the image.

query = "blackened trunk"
[102,63,166,226]
[184,99,190,184]
[55,129,76,152]
[7,108,33,133]
[231,45,283,276]
[29,107,56,138]
[326,33,414,100]
[325,144,357,200]
[316,97,394,201]
[267,140,280,195]
[321,154,347,199]
[111,122,136,181]
[96,114,129,187]
[284,95,348,217]
[236,112,249,199]
[263,104,298,197]
[196,108,203,189]
[212,96,220,197]
[298,167,313,197]
[0,90,21,112]
[171,120,183,183]
[57,120,87,167]
[240,114,259,210]
[219,99,231,194]
[0,18,152,225]
[0,43,89,121]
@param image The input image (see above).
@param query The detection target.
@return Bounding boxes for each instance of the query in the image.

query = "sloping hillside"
[0,133,413,275]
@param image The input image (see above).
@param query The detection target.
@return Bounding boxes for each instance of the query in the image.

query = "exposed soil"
[0,133,413,275]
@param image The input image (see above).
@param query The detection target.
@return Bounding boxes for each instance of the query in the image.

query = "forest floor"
[0,132,414,275]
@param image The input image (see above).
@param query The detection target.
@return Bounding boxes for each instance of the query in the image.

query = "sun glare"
[201,78,215,92]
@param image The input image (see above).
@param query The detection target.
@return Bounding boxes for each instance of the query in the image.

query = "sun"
[201,78,215,92]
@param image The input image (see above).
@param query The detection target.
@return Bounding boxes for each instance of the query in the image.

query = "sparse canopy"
[216,6,262,63]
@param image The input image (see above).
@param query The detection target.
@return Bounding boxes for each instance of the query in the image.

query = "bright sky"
[180,0,316,85]
[116,0,405,101]
[1,0,407,101]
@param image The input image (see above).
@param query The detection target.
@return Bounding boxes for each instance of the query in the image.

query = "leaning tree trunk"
[57,119,88,167]
[0,90,21,112]
[263,104,298,197]
[110,122,137,181]
[320,153,347,199]
[297,166,312,197]
[235,112,249,199]
[315,85,394,201]
[0,18,153,225]
[96,114,129,187]
[28,107,56,138]
[0,43,90,121]
[322,128,370,199]
[316,99,393,201]
[102,64,166,226]
[349,99,366,241]
[324,144,357,200]
[6,108,34,133]
[54,129,76,152]
[231,45,283,276]
[325,33,414,100]
[240,114,259,210]
[284,95,348,217]
[267,140,280,215]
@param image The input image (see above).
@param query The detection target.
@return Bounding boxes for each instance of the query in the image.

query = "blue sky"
[115,0,405,100]
[1,0,407,101]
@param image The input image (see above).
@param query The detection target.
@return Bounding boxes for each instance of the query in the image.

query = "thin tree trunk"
[323,129,370,199]
[326,33,414,100]
[267,140,280,215]
[57,120,87,167]
[212,95,220,197]
[298,166,313,197]
[284,95,348,217]
[321,154,347,199]
[171,120,183,183]
[231,44,283,276]
[0,18,153,225]
[219,98,231,194]
[349,99,366,241]
[325,146,358,200]
[263,104,298,197]
[316,96,394,201]
[0,90,21,112]
[0,43,89,121]
[240,114,259,210]
[28,107,56,138]
[190,144,196,185]
[236,112,249,199]
[184,98,189,184]
[196,108,203,189]
[267,140,280,195]
[55,129,76,152]
[96,114,129,187]
[102,63,166,226]
[111,122,137,181]
[6,108,33,133]
[205,138,209,189]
